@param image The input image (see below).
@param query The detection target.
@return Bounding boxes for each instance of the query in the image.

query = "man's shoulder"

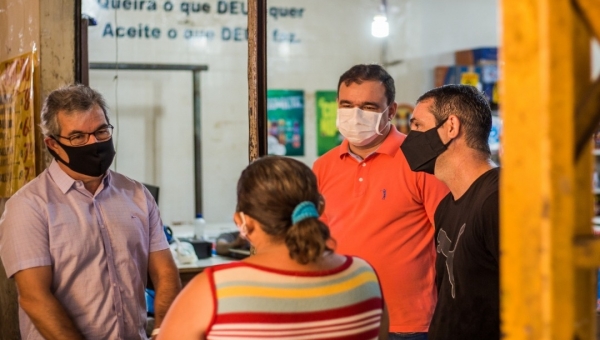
[313,145,343,171]
[472,168,500,203]
[106,171,154,207]
[317,145,343,161]
[452,168,499,207]
[108,170,145,189]
[479,187,499,216]
[1,172,54,238]
[6,170,52,204]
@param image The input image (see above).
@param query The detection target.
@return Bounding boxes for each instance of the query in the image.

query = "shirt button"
[362,163,366,167]
[359,178,363,182]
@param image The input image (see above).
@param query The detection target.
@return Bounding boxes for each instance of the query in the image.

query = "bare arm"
[148,249,182,328]
[14,266,84,340]
[158,271,213,340]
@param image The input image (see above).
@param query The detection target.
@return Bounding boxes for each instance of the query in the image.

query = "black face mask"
[401,121,451,174]
[48,138,116,177]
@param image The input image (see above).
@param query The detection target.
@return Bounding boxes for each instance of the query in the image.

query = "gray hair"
[40,84,110,137]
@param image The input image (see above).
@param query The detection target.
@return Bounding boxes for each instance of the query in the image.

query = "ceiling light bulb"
[371,15,389,38]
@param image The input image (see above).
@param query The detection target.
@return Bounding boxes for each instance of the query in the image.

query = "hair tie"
[291,201,319,224]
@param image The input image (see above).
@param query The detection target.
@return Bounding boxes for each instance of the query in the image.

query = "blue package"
[164,226,173,243]
[145,288,155,316]
[471,47,498,63]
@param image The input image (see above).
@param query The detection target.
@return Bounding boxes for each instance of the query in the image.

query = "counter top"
[176,255,237,273]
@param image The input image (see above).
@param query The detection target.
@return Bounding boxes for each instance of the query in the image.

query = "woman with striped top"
[159,156,386,340]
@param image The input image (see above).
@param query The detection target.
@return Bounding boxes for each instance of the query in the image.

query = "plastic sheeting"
[0,51,36,198]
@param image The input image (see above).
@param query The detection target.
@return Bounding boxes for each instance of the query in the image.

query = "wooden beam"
[573,0,600,164]
[574,77,600,159]
[501,0,576,338]
[247,0,267,162]
[574,0,600,42]
[574,237,600,268]
[571,0,595,337]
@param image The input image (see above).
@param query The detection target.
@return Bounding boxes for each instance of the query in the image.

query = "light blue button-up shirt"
[0,160,169,339]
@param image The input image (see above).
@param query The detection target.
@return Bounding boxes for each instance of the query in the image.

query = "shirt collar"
[48,159,112,194]
[338,125,404,159]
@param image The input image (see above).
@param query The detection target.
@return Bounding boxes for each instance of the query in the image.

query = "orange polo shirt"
[313,126,449,333]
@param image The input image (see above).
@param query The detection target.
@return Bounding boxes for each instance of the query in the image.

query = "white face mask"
[336,106,391,146]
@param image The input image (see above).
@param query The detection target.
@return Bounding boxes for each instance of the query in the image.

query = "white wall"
[85,0,500,225]
[385,0,499,104]
[90,70,196,223]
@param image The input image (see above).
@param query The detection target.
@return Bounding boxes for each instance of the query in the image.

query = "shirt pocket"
[106,212,150,258]
[48,220,104,267]
[48,217,99,250]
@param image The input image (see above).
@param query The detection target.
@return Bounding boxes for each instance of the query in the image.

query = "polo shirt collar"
[338,125,403,159]
[48,159,112,194]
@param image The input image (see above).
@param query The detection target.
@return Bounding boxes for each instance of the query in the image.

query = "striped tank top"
[204,256,382,340]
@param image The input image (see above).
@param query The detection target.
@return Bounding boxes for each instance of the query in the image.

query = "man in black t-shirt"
[400,84,499,340]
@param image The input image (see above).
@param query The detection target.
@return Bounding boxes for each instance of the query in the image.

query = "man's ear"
[44,136,59,151]
[446,115,461,139]
[387,102,398,121]
[44,136,67,163]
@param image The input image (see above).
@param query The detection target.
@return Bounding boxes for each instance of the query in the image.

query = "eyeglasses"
[55,125,114,146]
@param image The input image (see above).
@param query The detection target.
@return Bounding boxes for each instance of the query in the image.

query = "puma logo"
[437,224,466,298]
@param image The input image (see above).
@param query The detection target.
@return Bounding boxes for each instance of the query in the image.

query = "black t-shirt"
[429,168,499,340]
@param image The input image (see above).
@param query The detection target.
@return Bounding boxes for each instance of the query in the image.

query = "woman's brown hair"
[236,156,334,264]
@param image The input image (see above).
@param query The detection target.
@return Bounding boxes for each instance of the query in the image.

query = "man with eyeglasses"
[0,84,181,340]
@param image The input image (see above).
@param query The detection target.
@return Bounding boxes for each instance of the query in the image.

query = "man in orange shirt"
[313,64,449,340]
